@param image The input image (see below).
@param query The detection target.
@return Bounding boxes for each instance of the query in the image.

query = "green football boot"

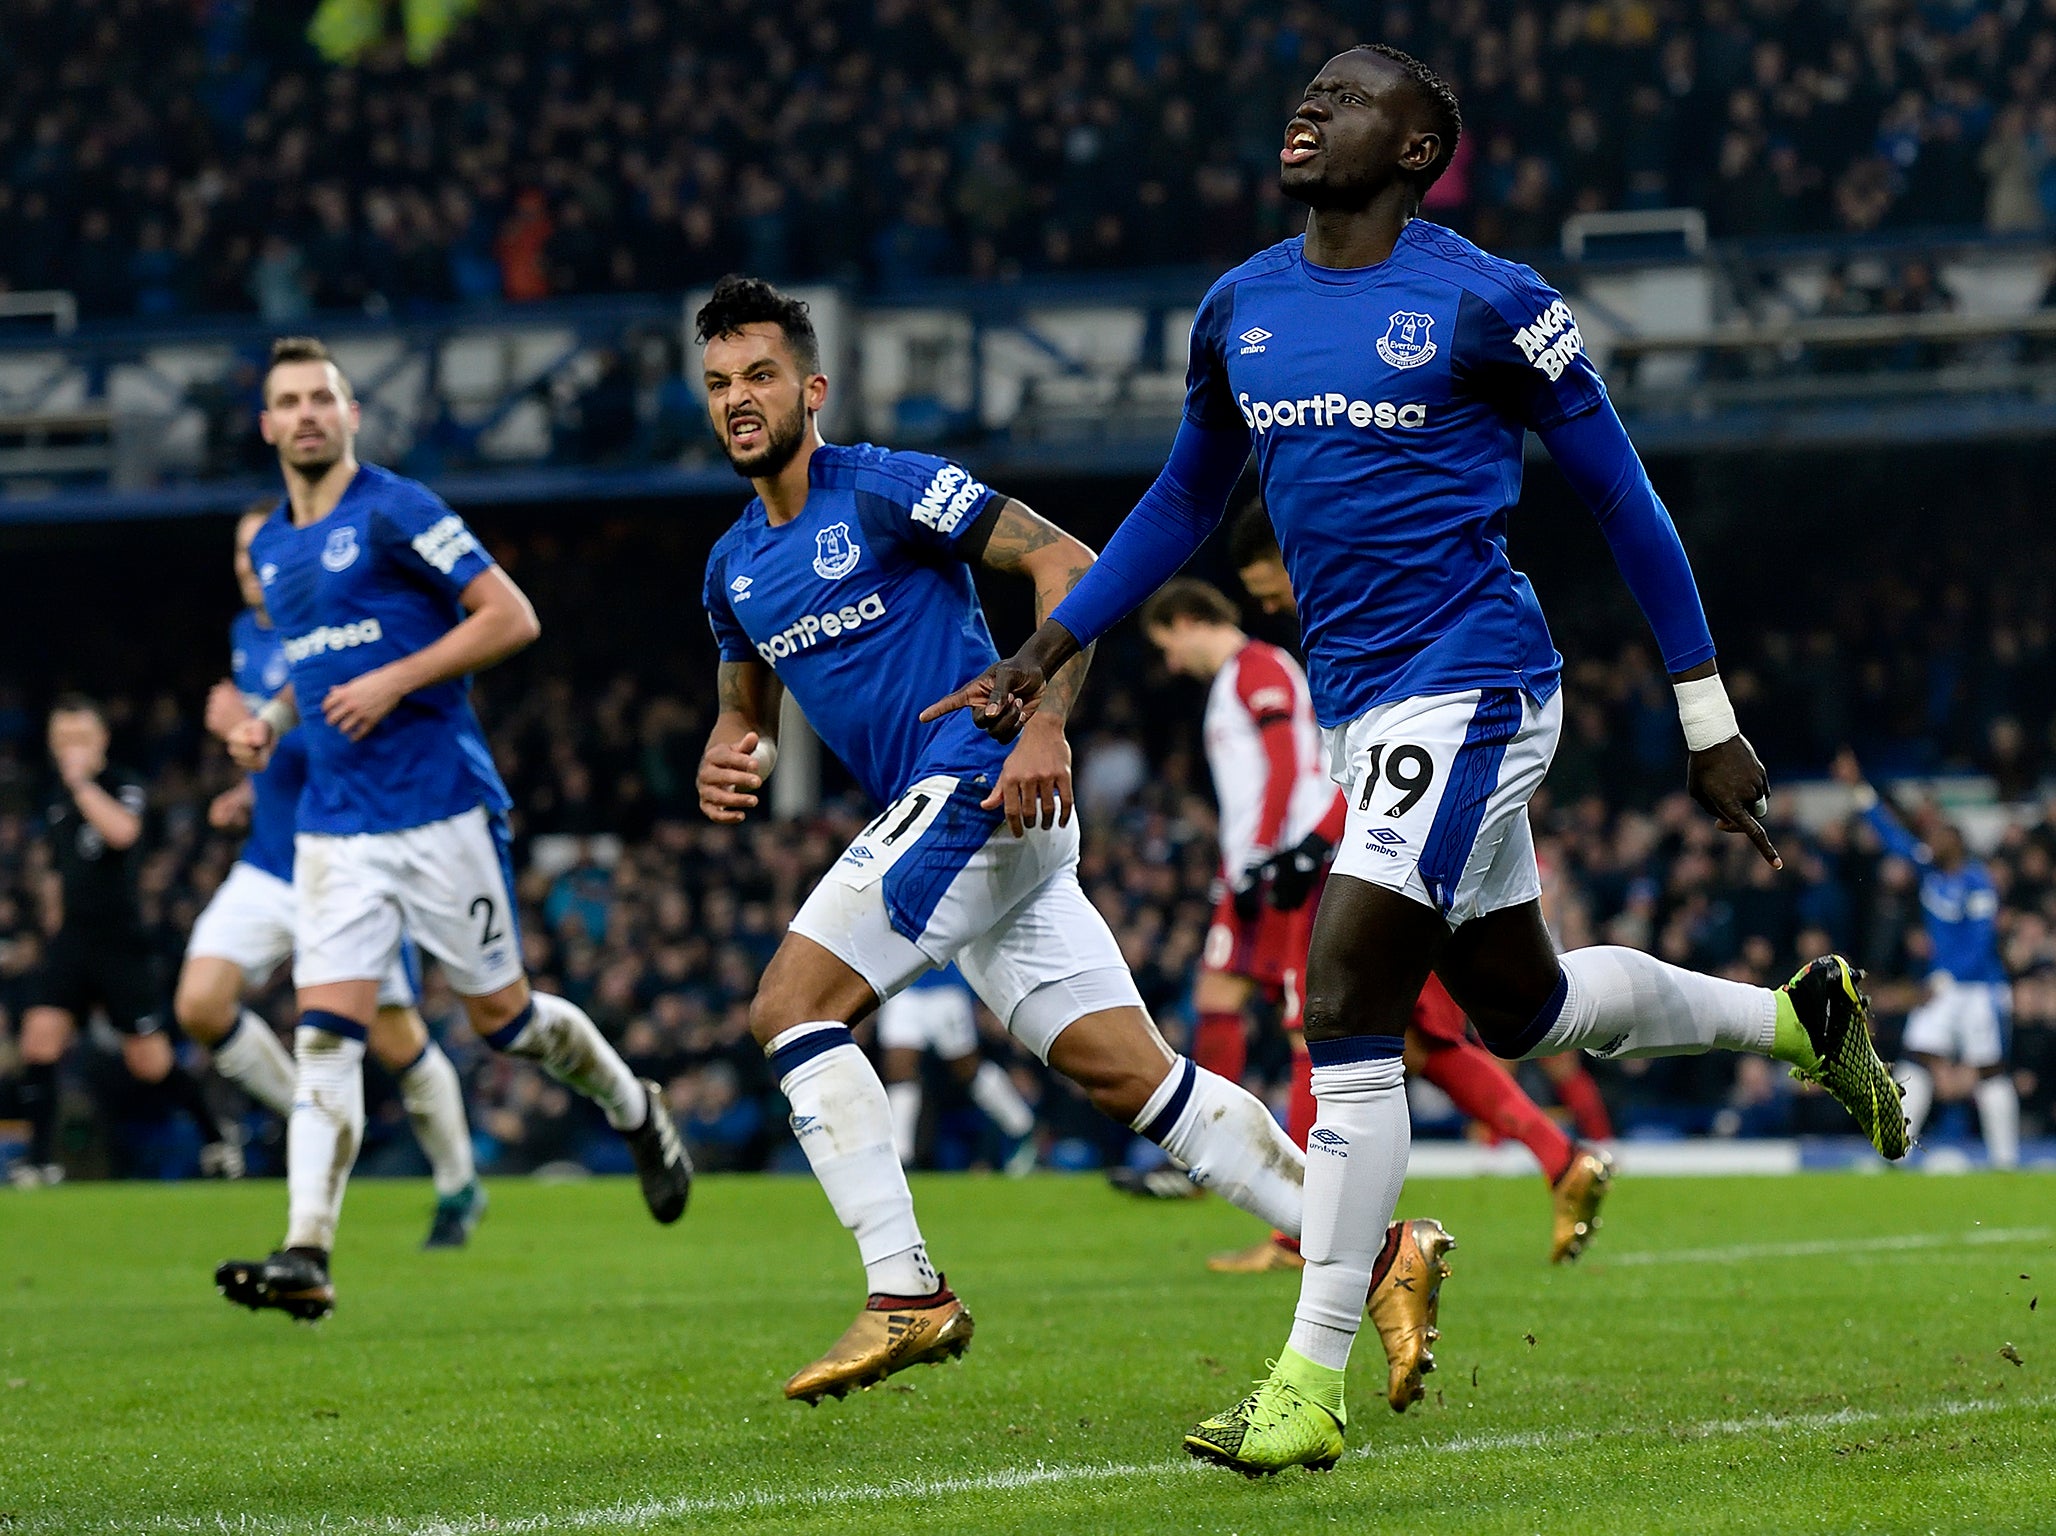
[1184,1358,1346,1477]
[1778,955,1908,1160]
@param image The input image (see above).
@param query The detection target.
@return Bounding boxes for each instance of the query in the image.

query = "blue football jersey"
[701,443,1012,808]
[1863,805,2006,984]
[229,608,304,881]
[250,464,511,836]
[1183,222,1609,726]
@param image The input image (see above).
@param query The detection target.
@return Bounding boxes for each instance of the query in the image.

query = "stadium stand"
[5,0,2056,319]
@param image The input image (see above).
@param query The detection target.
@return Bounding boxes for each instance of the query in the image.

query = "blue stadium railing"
[1,224,2051,523]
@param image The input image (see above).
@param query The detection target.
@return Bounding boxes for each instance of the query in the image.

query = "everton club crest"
[1376,311,1437,370]
[813,521,861,581]
[321,525,360,571]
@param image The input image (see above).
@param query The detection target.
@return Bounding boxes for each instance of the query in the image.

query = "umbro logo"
[1309,1128,1348,1156]
[731,575,752,600]
[791,1114,819,1135]
[1238,326,1271,355]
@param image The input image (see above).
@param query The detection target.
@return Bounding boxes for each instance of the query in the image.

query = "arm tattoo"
[980,498,1097,723]
[716,661,754,717]
[718,660,782,734]
[1035,557,1096,725]
[977,499,1061,573]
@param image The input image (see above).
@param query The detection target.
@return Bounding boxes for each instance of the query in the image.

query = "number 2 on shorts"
[470,894,504,947]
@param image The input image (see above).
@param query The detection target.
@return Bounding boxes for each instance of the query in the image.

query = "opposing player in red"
[1144,571,1611,1266]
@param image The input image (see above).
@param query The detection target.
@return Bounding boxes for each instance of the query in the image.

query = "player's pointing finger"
[918,687,971,724]
[1729,804,1781,870]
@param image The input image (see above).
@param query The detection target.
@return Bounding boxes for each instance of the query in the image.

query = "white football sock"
[397,1041,475,1196]
[1975,1074,2021,1169]
[1532,947,1777,1060]
[1134,1057,1304,1236]
[285,1026,365,1252]
[968,1060,1036,1140]
[213,1009,296,1116]
[886,1079,922,1164]
[495,993,646,1132]
[1285,1054,1409,1372]
[1894,1060,1935,1143]
[772,1023,937,1297]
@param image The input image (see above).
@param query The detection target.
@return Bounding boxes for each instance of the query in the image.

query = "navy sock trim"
[1305,1034,1407,1067]
[300,1008,367,1043]
[1491,968,1570,1059]
[482,1002,536,1052]
[770,1024,857,1080]
[1139,1057,1199,1145]
[394,1041,431,1077]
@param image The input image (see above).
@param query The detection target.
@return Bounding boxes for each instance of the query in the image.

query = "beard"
[1279,162,1376,210]
[281,437,344,477]
[721,401,809,479]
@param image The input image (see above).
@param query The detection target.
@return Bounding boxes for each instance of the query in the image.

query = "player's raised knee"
[174,965,239,1043]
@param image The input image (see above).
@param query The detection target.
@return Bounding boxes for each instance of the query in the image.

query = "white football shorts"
[1902,975,2010,1069]
[790,774,1142,1062]
[876,984,979,1059]
[187,859,417,1008]
[293,806,523,998]
[1325,686,1562,927]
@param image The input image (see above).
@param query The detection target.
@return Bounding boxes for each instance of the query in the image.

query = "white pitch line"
[48,1389,2050,1536]
[1605,1224,2053,1267]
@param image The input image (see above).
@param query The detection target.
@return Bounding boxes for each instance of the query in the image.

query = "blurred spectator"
[9,0,2056,320]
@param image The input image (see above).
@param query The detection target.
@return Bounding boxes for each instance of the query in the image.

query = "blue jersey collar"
[1292,221,1430,296]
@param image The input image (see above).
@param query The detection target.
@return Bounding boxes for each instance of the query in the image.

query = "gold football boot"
[1549,1146,1615,1264]
[1365,1218,1455,1413]
[1206,1234,1306,1273]
[783,1281,974,1403]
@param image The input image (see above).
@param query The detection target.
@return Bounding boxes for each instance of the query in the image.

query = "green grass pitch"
[1,1171,2051,1534]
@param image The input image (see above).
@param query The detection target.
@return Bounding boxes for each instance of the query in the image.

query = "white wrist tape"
[257,698,297,738]
[1673,674,1739,752]
[750,737,778,778]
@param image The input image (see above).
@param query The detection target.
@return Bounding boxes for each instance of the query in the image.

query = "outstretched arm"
[321,569,541,741]
[1539,400,1779,869]
[698,659,785,823]
[926,416,1249,739]
[1832,748,1927,863]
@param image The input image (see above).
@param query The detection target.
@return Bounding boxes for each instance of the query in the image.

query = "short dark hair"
[694,274,821,373]
[1353,43,1463,190]
[265,335,352,398]
[1229,500,1282,570]
[1141,578,1241,632]
[50,692,104,724]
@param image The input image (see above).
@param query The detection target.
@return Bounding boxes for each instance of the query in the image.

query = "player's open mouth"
[729,415,764,446]
[1281,126,1320,165]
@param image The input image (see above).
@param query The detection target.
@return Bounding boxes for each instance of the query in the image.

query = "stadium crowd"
[3,504,2056,1178]
[6,0,2056,321]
